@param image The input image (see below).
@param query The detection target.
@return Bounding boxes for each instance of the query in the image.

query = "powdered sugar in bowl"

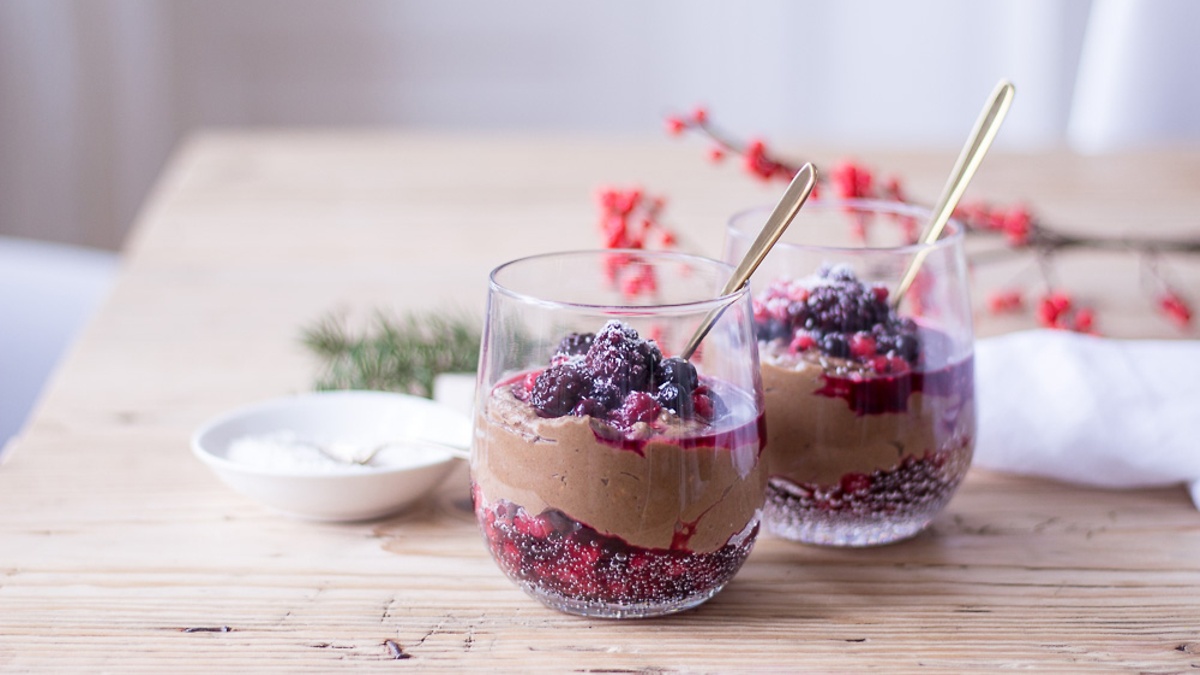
[191,390,469,521]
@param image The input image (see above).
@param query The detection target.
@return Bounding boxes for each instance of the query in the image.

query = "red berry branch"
[594,186,680,299]
[649,106,1200,334]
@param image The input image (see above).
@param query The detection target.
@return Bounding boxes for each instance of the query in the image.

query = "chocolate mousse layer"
[760,349,975,487]
[474,381,765,554]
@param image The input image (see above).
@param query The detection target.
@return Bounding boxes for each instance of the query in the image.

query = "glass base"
[520,580,727,619]
[763,454,965,547]
[764,502,934,547]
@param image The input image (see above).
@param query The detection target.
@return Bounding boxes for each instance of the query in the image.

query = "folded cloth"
[974,329,1200,508]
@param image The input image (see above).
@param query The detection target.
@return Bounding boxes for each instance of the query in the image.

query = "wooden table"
[2,132,1198,672]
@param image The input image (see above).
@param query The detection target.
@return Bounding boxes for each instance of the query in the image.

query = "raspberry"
[789,333,816,353]
[840,472,871,494]
[610,392,662,429]
[692,391,714,420]
[849,333,877,359]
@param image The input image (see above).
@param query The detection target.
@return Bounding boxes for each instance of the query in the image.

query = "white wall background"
[1,0,1199,251]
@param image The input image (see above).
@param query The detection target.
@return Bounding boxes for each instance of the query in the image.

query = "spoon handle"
[892,80,1016,308]
[680,163,817,360]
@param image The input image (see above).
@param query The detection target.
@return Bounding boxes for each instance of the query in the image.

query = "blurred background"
[2,0,1199,445]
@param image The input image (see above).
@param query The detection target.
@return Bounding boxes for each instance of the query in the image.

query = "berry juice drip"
[815,356,974,416]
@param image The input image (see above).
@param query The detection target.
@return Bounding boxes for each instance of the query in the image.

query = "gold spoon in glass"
[680,162,817,360]
[891,79,1016,309]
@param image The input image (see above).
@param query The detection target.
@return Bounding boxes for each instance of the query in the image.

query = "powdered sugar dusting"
[225,430,448,474]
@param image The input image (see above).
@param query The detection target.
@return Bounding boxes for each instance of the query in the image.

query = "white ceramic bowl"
[191,390,470,522]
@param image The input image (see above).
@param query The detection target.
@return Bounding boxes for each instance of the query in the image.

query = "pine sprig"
[301,310,482,398]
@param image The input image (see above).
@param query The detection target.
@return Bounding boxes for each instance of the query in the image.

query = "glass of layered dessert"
[472,250,766,618]
[725,199,975,547]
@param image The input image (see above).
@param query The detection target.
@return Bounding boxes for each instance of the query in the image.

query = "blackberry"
[756,318,789,342]
[752,265,924,368]
[528,321,719,428]
[652,356,699,417]
[894,333,919,363]
[584,321,661,395]
[654,383,692,417]
[655,357,698,392]
[587,380,624,411]
[571,397,607,419]
[555,332,594,357]
[529,362,587,417]
[820,333,850,359]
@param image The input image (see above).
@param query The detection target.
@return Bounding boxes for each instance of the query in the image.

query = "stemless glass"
[725,199,976,547]
[472,250,766,618]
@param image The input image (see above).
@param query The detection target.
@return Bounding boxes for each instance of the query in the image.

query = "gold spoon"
[891,79,1016,309]
[680,162,817,360]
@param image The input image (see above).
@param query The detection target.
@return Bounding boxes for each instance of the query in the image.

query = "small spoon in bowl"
[680,162,818,360]
[304,436,470,466]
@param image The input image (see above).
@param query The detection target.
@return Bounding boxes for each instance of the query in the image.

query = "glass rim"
[729,198,965,255]
[488,248,749,312]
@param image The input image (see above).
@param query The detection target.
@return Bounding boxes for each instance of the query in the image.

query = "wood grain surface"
[1,132,1198,672]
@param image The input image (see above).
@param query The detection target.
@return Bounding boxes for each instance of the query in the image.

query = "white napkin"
[974,330,1200,507]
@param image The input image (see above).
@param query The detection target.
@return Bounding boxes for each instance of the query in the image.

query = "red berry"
[665,116,687,136]
[883,175,905,201]
[891,356,911,373]
[521,372,539,394]
[742,139,779,181]
[987,289,1024,314]
[1160,292,1193,328]
[849,332,877,359]
[840,472,871,494]
[1072,307,1096,333]
[789,333,816,353]
[1036,291,1073,327]
[611,391,661,428]
[514,513,553,538]
[831,160,874,199]
[620,274,643,297]
[1003,205,1033,246]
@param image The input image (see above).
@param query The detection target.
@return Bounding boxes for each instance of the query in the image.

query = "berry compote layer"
[753,265,975,546]
[473,321,765,617]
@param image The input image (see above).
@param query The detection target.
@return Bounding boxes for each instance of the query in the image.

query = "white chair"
[0,237,118,452]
